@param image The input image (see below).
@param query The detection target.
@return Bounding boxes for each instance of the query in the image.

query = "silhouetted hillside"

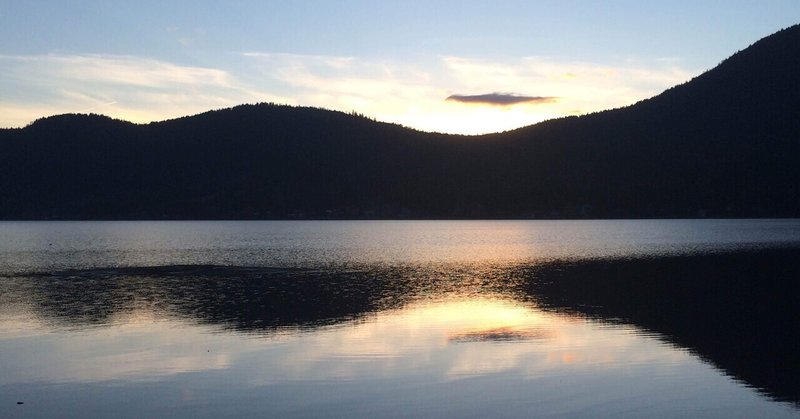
[1,25,799,219]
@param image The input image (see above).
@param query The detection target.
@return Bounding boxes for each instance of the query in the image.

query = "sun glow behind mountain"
[2,3,796,135]
[0,53,694,134]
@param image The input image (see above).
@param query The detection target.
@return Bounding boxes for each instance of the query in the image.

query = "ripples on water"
[1,220,799,418]
[2,219,799,274]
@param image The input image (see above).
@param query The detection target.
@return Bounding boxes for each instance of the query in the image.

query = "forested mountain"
[1,25,798,219]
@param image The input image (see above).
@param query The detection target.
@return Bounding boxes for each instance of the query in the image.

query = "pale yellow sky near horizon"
[0,53,695,134]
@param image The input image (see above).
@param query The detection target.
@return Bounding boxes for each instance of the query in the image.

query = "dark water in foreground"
[0,220,798,418]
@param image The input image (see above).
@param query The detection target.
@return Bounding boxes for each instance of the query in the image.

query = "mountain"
[1,25,799,220]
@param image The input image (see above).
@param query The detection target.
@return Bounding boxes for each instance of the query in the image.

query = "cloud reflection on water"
[1,288,690,388]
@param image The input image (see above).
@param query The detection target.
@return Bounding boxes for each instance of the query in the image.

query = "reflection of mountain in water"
[5,248,798,404]
[12,266,415,331]
[9,264,524,332]
[525,248,800,405]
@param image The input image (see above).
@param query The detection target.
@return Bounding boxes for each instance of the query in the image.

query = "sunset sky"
[1,1,798,134]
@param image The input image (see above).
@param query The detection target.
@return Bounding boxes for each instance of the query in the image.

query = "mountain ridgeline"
[1,25,799,220]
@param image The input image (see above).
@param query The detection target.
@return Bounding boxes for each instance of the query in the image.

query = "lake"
[1,219,799,418]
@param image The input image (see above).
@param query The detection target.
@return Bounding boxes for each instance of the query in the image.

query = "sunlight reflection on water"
[0,290,686,386]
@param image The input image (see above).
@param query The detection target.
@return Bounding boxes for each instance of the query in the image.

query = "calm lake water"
[1,219,799,418]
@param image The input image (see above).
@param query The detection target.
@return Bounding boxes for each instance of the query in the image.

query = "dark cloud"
[446,93,557,106]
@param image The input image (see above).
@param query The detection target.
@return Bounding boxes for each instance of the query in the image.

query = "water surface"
[1,220,798,418]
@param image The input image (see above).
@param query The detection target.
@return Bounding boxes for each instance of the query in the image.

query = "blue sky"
[1,1,798,134]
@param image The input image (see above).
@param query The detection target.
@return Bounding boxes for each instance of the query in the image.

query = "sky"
[1,1,798,134]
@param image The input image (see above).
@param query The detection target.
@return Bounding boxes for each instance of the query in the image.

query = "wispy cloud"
[0,54,284,126]
[0,51,697,134]
[442,56,694,115]
[243,52,433,106]
[446,93,557,106]
[242,52,695,133]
